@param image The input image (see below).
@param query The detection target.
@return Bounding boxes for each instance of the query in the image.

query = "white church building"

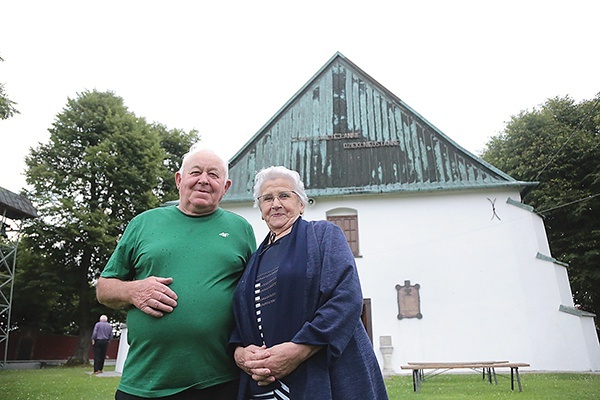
[220,52,600,373]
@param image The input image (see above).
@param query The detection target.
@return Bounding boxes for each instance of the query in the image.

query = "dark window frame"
[327,214,360,257]
[361,298,373,344]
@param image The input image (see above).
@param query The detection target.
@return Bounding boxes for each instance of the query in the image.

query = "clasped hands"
[234,342,320,386]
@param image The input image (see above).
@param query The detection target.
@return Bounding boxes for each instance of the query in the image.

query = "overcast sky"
[1,0,598,194]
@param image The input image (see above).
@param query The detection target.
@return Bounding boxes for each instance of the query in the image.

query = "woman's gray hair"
[253,166,309,208]
[179,142,229,178]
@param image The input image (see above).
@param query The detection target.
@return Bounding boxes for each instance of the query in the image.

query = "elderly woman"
[231,166,388,400]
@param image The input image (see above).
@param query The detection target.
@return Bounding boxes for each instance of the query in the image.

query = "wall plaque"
[396,280,422,319]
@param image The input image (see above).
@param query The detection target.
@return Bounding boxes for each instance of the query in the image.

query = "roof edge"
[223,181,536,203]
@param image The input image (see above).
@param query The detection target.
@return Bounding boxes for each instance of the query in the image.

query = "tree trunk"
[66,326,92,366]
[67,249,94,365]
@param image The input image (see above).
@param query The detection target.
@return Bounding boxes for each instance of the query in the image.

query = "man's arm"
[96,276,178,318]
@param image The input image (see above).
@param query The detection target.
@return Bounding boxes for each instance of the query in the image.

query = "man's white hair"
[179,142,229,179]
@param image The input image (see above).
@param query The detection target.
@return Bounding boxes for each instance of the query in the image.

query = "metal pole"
[1,218,21,370]
[0,244,17,369]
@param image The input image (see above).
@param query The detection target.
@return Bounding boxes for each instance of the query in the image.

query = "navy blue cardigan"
[231,218,388,399]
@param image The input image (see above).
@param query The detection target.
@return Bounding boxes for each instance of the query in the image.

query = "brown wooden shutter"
[327,214,360,257]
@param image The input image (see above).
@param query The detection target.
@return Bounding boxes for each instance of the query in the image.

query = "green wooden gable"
[224,52,534,203]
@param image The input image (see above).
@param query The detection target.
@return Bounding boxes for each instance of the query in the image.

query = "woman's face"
[258,177,305,234]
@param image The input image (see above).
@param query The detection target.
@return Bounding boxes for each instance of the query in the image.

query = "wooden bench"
[401,361,530,392]
[407,360,509,386]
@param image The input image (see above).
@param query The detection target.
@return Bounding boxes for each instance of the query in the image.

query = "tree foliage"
[11,90,198,364]
[482,94,600,320]
[0,56,19,119]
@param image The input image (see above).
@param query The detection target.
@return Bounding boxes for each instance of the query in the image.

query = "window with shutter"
[327,214,360,257]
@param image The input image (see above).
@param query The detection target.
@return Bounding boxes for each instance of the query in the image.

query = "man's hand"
[96,276,178,317]
[130,277,178,317]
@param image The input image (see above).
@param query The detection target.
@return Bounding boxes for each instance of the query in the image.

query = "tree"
[153,123,199,202]
[0,56,19,119]
[482,94,600,321]
[13,90,198,364]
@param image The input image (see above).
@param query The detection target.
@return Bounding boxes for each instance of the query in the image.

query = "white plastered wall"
[223,187,600,372]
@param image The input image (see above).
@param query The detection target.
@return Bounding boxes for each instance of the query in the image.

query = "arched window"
[326,208,360,257]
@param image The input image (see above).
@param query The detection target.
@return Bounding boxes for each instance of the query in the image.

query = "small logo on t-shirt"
[219,232,230,238]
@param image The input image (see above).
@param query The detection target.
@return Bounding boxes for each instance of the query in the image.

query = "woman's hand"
[241,342,322,385]
[261,342,321,380]
[234,345,276,385]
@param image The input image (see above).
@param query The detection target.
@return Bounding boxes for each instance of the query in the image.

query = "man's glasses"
[257,191,298,204]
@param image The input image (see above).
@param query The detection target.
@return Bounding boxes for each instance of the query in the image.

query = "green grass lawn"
[384,371,600,399]
[1,366,599,399]
[0,365,119,399]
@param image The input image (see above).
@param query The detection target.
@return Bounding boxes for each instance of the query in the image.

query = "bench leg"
[483,367,497,384]
[511,367,514,390]
[515,367,523,392]
[509,367,524,391]
[412,369,419,392]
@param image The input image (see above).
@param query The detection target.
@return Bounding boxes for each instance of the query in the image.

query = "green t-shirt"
[101,206,255,398]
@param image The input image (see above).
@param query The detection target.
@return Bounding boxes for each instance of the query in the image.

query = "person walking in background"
[91,314,113,374]
[96,144,256,400]
[231,166,388,400]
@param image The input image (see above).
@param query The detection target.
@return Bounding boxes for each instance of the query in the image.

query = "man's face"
[175,150,231,216]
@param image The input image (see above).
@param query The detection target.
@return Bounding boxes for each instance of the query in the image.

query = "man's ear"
[175,171,182,189]
[223,179,232,194]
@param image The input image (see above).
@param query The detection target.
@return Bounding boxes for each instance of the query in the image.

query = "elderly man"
[97,144,256,400]
[91,314,113,374]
